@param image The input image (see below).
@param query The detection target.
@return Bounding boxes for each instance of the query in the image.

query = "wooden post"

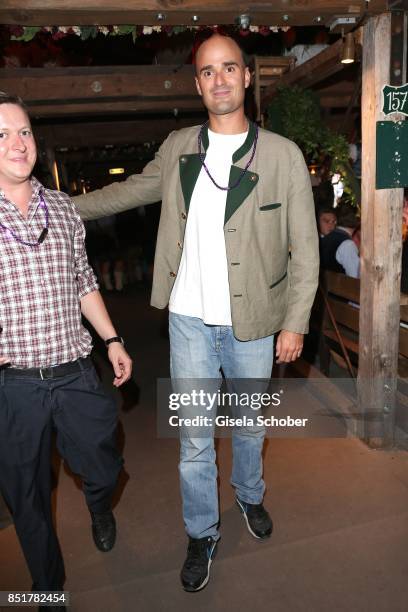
[358,13,404,448]
[44,147,60,191]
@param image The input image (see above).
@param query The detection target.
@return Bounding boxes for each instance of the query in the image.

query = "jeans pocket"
[0,385,45,466]
[82,366,103,392]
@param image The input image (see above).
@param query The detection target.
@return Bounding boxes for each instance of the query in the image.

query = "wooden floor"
[1,289,408,612]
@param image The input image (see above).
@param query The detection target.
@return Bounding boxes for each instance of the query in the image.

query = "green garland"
[7,24,288,43]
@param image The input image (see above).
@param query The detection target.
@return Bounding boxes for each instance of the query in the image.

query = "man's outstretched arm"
[73,132,171,220]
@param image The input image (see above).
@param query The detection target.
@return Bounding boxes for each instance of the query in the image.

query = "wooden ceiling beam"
[28,99,204,118]
[0,65,203,117]
[0,65,197,102]
[34,117,201,147]
[261,37,348,111]
[0,0,387,27]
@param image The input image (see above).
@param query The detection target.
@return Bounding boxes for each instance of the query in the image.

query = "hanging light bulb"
[237,14,251,30]
[341,32,355,64]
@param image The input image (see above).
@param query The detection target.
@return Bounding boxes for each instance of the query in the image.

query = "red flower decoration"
[52,31,67,40]
[8,25,24,38]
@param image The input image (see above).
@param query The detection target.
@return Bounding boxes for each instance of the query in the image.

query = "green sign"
[376,121,408,189]
[382,84,408,116]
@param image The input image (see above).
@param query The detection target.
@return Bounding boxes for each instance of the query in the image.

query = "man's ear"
[244,67,251,89]
[195,76,202,97]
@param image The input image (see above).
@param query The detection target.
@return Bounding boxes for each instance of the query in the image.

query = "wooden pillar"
[45,146,60,191]
[358,13,404,448]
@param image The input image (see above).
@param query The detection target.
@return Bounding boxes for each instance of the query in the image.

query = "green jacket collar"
[179,120,259,222]
[200,120,256,163]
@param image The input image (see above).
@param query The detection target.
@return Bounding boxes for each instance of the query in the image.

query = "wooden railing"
[320,271,408,374]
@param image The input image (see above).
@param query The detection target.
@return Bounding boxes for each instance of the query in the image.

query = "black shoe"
[180,536,218,592]
[91,510,116,552]
[236,497,273,539]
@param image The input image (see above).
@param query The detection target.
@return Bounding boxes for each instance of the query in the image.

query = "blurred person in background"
[319,203,360,278]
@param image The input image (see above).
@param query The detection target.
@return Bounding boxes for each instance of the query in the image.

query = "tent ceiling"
[0,0,388,27]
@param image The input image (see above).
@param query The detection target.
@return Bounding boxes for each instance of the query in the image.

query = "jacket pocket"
[260,203,281,211]
[269,271,287,289]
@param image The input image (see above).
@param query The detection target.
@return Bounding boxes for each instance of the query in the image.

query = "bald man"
[74,33,319,591]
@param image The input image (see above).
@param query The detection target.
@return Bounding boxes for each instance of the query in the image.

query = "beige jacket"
[74,123,319,340]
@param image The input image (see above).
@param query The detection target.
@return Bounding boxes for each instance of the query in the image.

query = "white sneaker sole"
[236,498,271,540]
[183,542,217,592]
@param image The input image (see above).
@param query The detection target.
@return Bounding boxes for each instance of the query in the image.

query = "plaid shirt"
[0,177,99,368]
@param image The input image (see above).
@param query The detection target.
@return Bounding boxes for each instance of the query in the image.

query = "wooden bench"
[319,271,408,378]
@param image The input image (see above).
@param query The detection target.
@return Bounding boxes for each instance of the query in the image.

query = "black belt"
[1,357,92,380]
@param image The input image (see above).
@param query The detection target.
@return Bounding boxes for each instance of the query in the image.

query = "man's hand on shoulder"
[275,330,304,364]
[0,356,10,365]
[107,344,133,387]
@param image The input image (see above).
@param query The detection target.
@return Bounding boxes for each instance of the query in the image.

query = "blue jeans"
[169,312,274,539]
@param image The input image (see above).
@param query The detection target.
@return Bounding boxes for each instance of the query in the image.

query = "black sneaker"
[236,497,273,539]
[91,510,116,552]
[180,536,218,592]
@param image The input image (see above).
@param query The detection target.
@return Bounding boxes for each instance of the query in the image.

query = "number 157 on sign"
[382,84,408,116]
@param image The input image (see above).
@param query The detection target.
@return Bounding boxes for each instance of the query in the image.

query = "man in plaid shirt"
[0,93,132,603]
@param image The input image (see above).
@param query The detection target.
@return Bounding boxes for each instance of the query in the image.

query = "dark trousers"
[0,360,123,590]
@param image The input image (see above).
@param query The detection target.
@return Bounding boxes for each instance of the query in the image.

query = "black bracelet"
[105,336,124,347]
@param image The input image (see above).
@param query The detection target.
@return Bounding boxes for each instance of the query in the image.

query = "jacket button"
[170,271,176,277]
[180,156,187,163]
[251,174,257,182]
[181,212,187,219]
[177,241,183,249]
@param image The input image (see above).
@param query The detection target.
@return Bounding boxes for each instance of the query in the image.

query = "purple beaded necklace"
[0,193,49,247]
[198,120,259,191]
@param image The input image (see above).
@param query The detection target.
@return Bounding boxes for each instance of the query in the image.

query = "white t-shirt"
[169,128,247,325]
